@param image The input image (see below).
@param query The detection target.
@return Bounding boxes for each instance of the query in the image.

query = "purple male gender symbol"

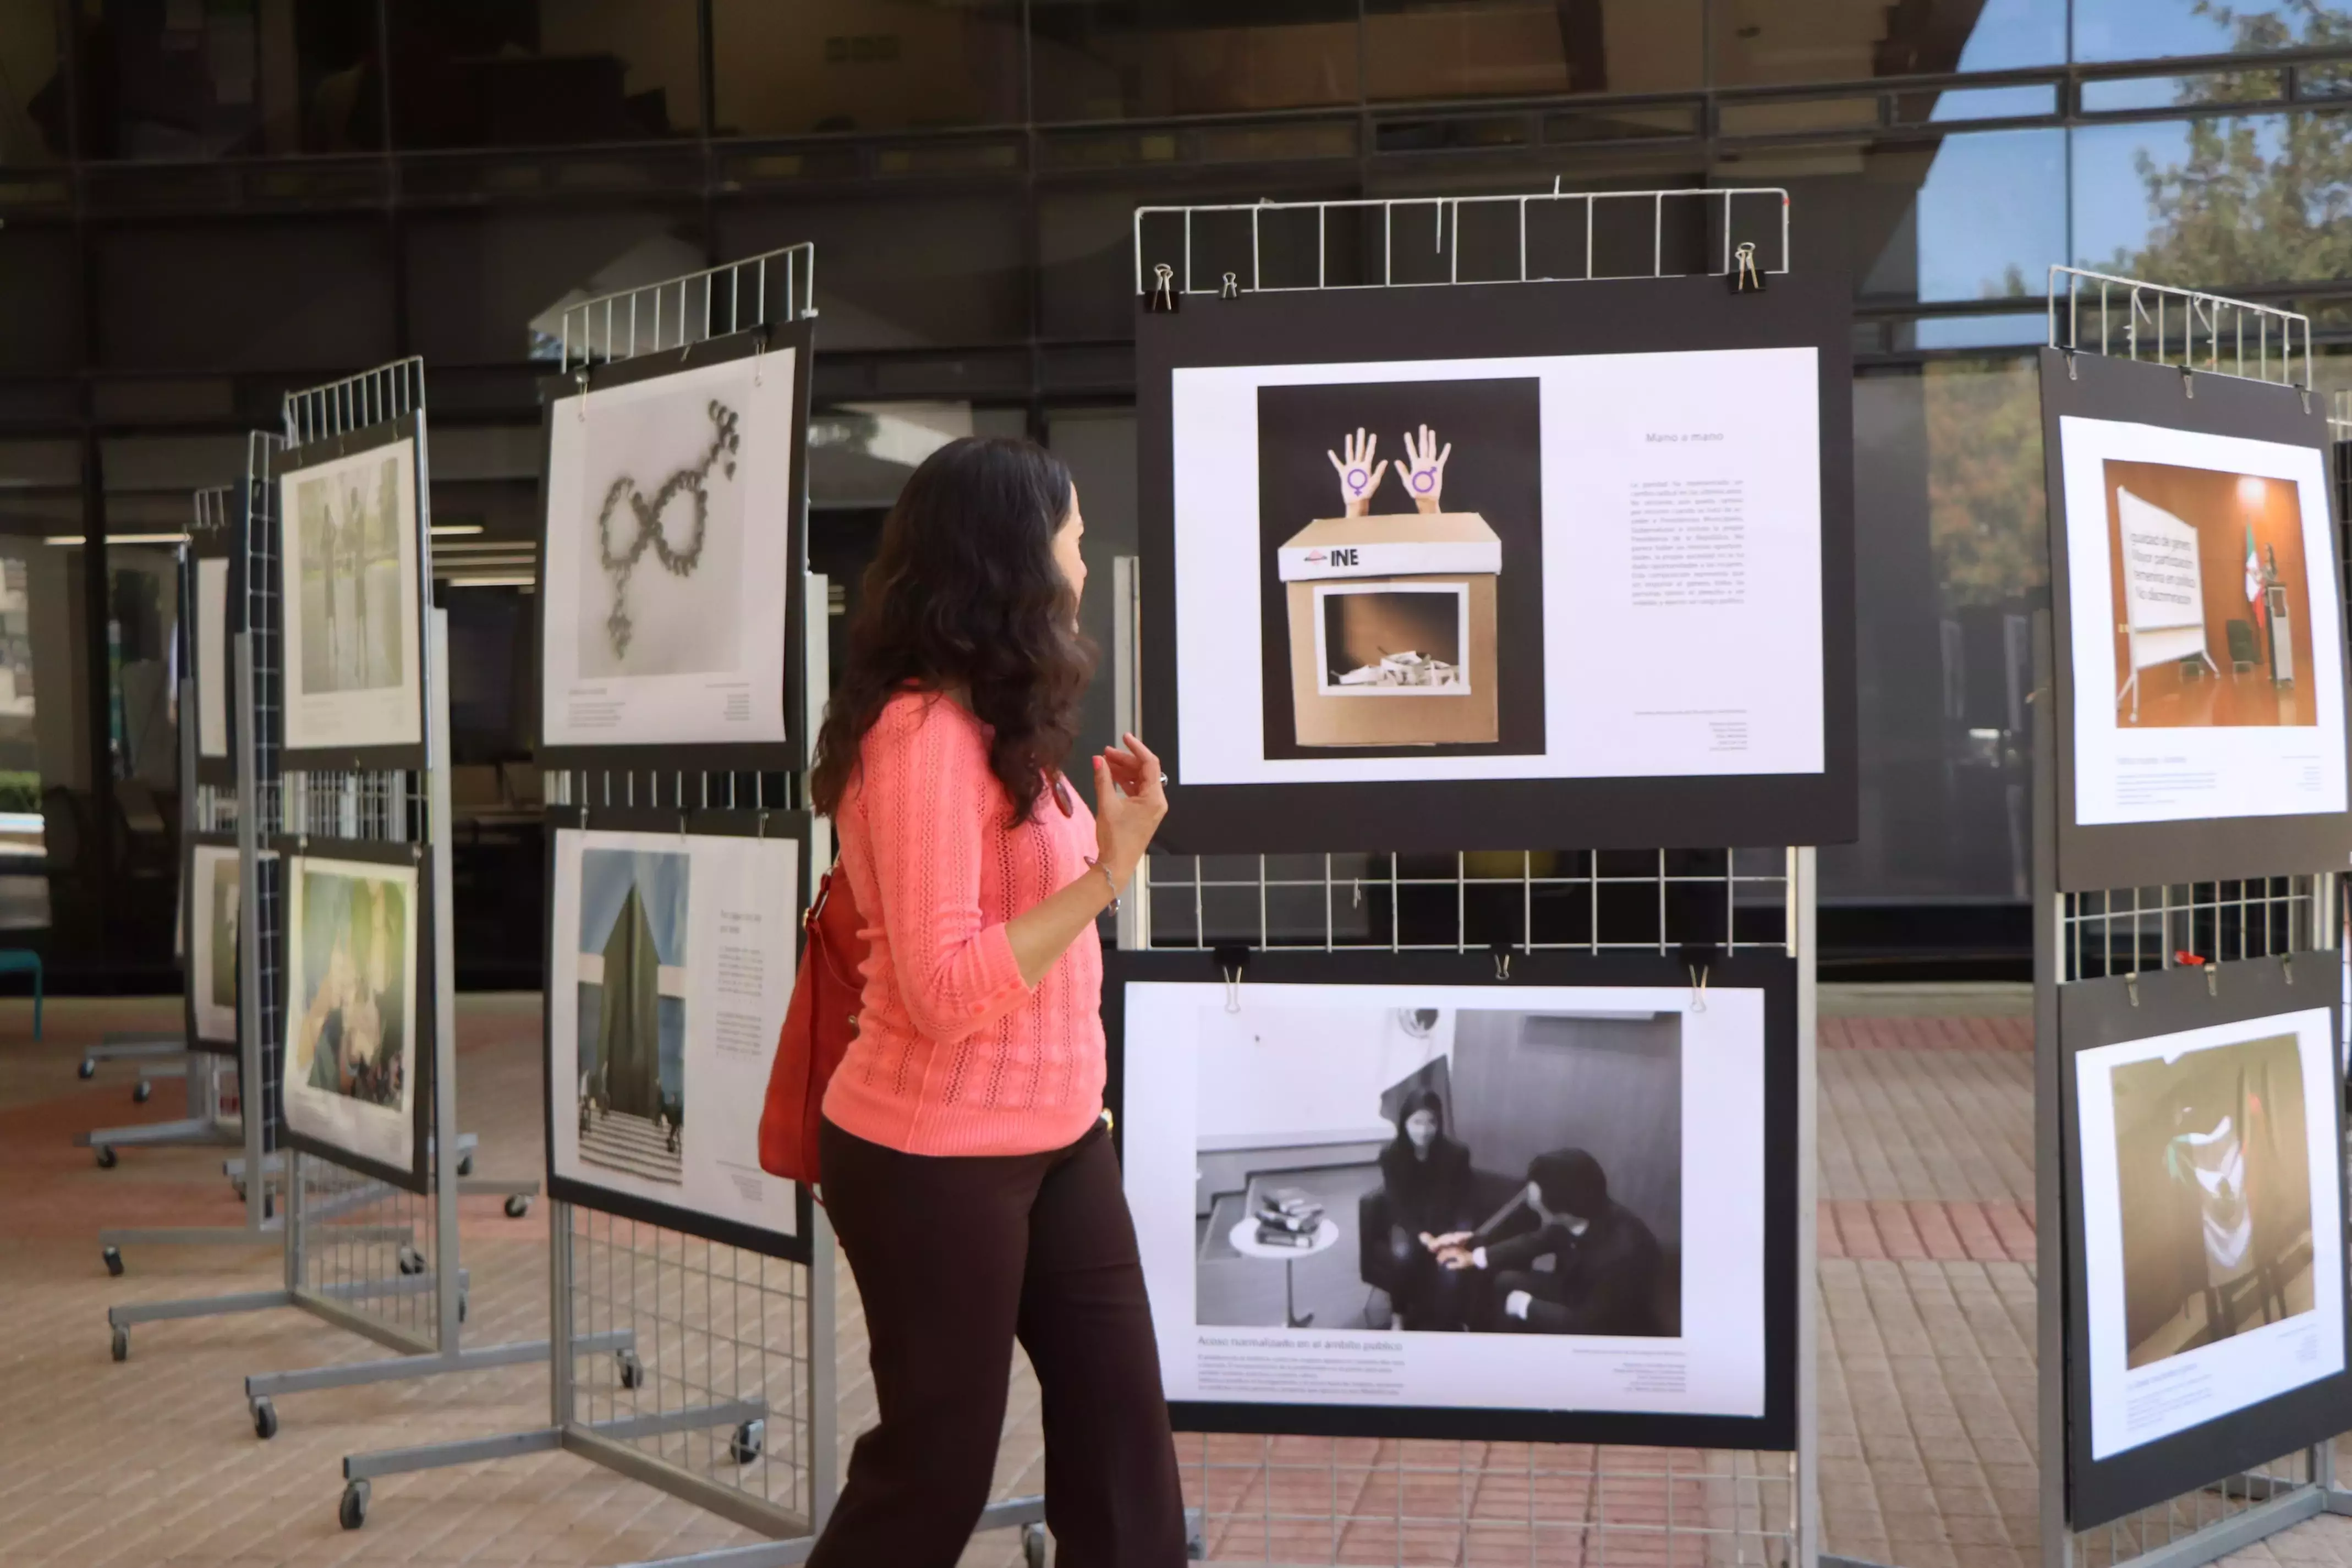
[1411,470,1434,493]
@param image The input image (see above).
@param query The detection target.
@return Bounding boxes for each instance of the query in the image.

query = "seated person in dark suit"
[1430,1147,1665,1335]
[1375,1091,1479,1329]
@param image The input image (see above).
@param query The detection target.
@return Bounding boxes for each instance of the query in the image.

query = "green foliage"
[1926,359,2049,612]
[2114,3,2352,291]
[0,771,40,814]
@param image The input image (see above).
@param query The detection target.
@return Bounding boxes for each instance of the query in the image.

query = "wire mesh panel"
[562,1209,819,1526]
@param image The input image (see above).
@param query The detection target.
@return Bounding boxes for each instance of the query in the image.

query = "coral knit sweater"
[821,690,1106,1158]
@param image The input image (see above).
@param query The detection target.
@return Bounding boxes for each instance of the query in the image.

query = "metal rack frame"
[77,485,246,1180]
[101,374,587,1419]
[335,246,853,1559]
[1109,189,1819,1568]
[2034,269,2352,1568]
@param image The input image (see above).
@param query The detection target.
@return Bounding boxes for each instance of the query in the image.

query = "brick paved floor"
[3,993,2349,1567]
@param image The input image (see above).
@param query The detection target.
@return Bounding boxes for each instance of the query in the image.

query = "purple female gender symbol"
[1346,468,1369,491]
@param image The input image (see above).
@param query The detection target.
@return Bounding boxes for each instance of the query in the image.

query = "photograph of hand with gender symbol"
[1257,376,1545,762]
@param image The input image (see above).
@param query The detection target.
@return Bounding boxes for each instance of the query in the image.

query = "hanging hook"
[1219,271,1240,300]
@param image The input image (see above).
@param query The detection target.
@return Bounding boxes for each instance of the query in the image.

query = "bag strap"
[803,865,863,994]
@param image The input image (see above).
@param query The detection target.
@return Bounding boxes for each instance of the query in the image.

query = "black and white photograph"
[1140,275,1855,855]
[1112,950,1797,1448]
[280,849,426,1188]
[539,327,810,760]
[545,813,810,1257]
[2073,1001,2346,1467]
[275,426,426,763]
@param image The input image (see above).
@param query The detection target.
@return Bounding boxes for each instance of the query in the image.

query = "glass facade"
[3,0,2351,983]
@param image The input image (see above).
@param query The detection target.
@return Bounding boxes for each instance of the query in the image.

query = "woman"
[1375,1090,1476,1329]
[805,436,1185,1566]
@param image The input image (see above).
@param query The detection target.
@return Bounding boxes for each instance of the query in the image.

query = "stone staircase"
[579,1108,683,1185]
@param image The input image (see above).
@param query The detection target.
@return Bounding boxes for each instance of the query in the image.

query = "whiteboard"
[2114,489,2206,646]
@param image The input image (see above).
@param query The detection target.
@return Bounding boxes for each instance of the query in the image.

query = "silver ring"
[1158,773,1170,786]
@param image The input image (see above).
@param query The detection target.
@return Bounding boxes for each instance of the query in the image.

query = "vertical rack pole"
[428,606,459,1350]
[1792,843,1819,1568]
[233,633,267,1230]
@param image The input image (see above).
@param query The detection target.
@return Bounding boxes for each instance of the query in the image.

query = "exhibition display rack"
[1120,188,1821,1568]
[100,361,596,1438]
[330,245,919,1561]
[79,479,260,1208]
[2033,266,2352,1568]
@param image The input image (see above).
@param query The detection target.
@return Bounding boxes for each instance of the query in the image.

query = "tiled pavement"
[6,993,2352,1567]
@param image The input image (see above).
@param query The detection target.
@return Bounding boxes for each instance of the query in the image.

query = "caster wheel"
[110,1326,128,1362]
[132,1080,152,1104]
[457,1153,474,1178]
[251,1397,277,1441]
[1023,1522,1047,1567]
[77,1059,95,1079]
[503,1194,530,1219]
[617,1350,644,1391]
[94,1146,117,1170]
[396,1245,425,1276]
[729,1418,764,1465]
[339,1480,369,1531]
[102,1246,123,1278]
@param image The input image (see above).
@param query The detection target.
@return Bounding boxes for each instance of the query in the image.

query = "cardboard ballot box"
[1277,512,1501,747]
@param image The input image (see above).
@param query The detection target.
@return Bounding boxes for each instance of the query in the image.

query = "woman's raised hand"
[1400,425,1450,512]
[1326,429,1387,516]
[1092,732,1168,883]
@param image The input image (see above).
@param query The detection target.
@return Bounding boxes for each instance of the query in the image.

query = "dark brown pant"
[809,1115,1187,1567]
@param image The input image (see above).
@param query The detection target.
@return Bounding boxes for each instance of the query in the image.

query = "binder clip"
[1679,942,1719,1012]
[1145,263,1180,314]
[1219,271,1241,300]
[1729,241,1766,295]
[1492,946,1513,982]
[1214,944,1248,1012]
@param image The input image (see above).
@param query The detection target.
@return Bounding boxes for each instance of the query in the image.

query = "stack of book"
[1253,1187,1325,1249]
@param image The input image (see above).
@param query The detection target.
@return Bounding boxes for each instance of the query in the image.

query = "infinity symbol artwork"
[594,399,741,661]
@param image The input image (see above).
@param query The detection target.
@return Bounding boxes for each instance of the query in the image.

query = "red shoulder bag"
[758,864,867,1188]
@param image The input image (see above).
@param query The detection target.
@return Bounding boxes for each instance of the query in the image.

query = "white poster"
[195,556,230,760]
[1120,979,1769,1419]
[540,352,799,749]
[277,438,425,754]
[188,843,239,1044]
[2059,415,2348,825]
[548,827,802,1243]
[282,855,421,1176]
[1170,347,1823,783]
[2075,1007,2345,1460]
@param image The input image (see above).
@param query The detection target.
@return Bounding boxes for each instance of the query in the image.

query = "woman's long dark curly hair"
[809,436,1094,827]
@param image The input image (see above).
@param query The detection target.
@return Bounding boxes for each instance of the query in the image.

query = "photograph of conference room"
[2105,458,2315,729]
